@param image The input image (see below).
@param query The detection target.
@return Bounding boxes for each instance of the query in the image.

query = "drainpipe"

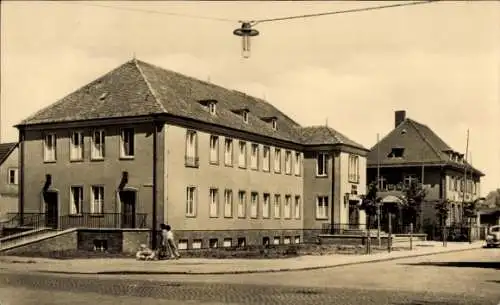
[330,151,336,234]
[152,118,158,250]
[19,129,25,226]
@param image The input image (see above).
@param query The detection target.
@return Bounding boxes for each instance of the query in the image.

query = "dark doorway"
[44,191,58,229]
[349,201,360,229]
[120,190,136,228]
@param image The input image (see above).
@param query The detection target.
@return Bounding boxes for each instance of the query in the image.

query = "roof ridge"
[325,126,343,144]
[135,59,302,127]
[407,119,443,160]
[133,59,168,114]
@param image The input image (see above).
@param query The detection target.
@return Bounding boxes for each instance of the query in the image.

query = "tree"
[402,181,427,230]
[435,199,450,227]
[360,182,380,229]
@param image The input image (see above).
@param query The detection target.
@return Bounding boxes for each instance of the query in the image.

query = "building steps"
[0,228,60,252]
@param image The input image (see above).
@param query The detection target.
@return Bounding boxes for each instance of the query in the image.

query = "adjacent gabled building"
[0,142,19,220]
[14,59,368,249]
[367,110,484,230]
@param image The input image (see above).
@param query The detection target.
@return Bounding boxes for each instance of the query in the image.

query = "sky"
[1,1,499,195]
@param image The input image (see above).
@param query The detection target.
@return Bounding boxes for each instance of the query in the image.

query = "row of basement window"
[186,187,302,219]
[177,235,301,250]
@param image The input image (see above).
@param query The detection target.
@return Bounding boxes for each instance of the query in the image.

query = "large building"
[0,142,19,220]
[14,59,368,249]
[367,110,484,232]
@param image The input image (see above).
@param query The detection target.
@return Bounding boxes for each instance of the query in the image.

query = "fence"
[0,213,148,230]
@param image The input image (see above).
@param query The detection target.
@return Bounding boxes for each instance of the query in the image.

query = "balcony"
[185,156,200,168]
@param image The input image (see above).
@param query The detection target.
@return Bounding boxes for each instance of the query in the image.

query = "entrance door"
[120,191,136,228]
[349,201,360,229]
[44,191,58,229]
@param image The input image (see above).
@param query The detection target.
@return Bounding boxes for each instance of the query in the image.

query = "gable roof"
[0,142,18,165]
[16,59,367,150]
[367,117,484,175]
[299,126,367,149]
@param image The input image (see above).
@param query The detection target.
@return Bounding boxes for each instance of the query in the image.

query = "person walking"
[164,224,181,259]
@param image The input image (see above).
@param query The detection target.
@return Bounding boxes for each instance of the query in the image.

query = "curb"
[30,245,484,276]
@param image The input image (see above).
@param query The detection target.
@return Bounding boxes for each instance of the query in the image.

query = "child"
[136,244,156,261]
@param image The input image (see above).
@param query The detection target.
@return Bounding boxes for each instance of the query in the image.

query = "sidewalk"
[0,241,485,275]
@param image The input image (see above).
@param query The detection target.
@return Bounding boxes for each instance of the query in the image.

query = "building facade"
[367,110,484,231]
[0,143,19,220]
[15,59,368,249]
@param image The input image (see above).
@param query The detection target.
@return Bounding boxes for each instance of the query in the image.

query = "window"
[238,141,247,168]
[250,144,259,169]
[209,102,216,115]
[209,135,219,164]
[348,154,360,183]
[294,196,301,219]
[273,236,280,245]
[284,195,291,219]
[272,119,277,130]
[250,192,258,218]
[224,189,233,217]
[43,133,57,162]
[242,111,249,123]
[388,147,404,158]
[185,130,198,167]
[274,148,281,173]
[209,239,218,248]
[91,186,104,214]
[316,153,328,176]
[316,196,329,219]
[209,188,219,217]
[192,239,202,249]
[237,191,246,218]
[120,128,134,158]
[404,174,418,186]
[378,177,387,190]
[283,236,291,244]
[263,193,270,218]
[294,152,301,176]
[70,131,84,161]
[274,194,281,218]
[285,151,292,174]
[7,168,18,185]
[262,146,270,172]
[91,130,105,160]
[294,236,301,244]
[178,240,188,250]
[237,237,246,248]
[223,238,232,248]
[70,186,83,215]
[224,139,233,166]
[186,186,196,217]
[453,177,458,191]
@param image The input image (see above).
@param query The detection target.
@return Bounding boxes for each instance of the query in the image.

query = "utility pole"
[376,133,381,247]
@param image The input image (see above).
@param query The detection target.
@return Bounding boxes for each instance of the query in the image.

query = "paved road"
[0,248,498,305]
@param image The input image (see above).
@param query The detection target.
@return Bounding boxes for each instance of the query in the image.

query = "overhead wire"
[250,0,439,25]
[63,2,237,23]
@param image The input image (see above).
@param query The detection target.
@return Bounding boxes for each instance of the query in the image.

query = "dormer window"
[388,147,404,158]
[242,110,249,123]
[260,116,278,130]
[198,99,218,115]
[209,102,216,115]
[231,107,250,123]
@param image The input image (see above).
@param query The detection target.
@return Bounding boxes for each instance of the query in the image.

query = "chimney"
[395,110,406,128]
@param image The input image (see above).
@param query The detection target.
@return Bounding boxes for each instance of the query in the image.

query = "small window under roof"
[388,147,404,158]
[198,99,218,115]
[231,107,250,123]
